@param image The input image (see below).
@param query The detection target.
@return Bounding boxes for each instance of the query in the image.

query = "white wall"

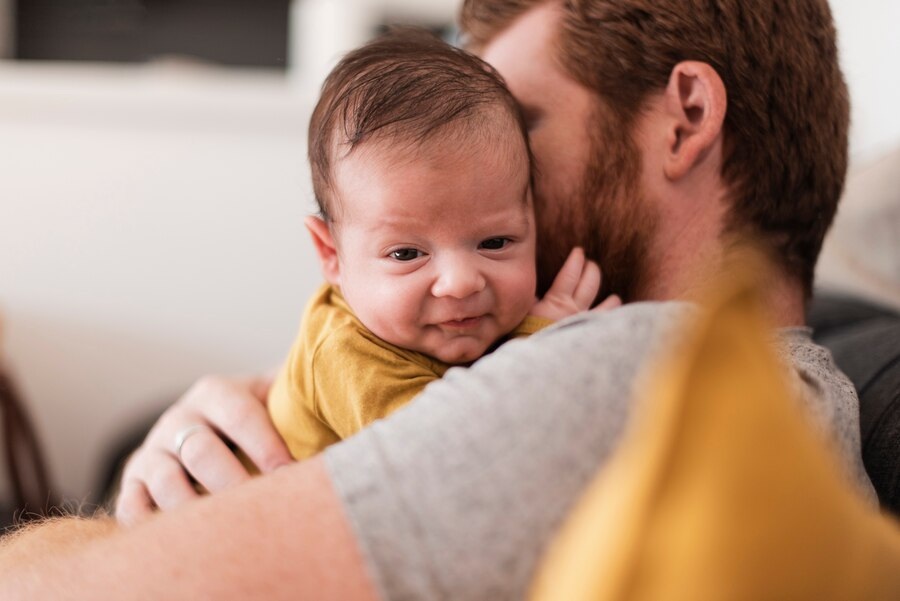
[816,0,900,308]
[0,62,321,502]
[831,0,900,163]
[0,0,898,504]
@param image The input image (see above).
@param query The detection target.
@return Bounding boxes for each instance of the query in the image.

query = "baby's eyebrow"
[366,215,421,231]
[488,211,531,233]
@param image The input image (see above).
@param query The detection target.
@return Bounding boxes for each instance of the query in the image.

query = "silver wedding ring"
[174,424,207,460]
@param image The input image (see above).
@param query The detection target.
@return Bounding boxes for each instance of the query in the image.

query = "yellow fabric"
[269,284,549,460]
[511,314,554,338]
[530,263,900,601]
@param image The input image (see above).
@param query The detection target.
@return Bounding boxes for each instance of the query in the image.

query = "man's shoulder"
[323,300,700,601]
[774,327,857,410]
[427,301,697,420]
[491,300,695,364]
[774,328,876,502]
[539,300,694,336]
[324,300,875,601]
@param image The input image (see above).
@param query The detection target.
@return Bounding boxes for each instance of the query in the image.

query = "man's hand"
[115,374,292,526]
[530,247,621,321]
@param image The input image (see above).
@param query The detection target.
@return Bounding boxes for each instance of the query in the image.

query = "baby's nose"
[431,259,487,299]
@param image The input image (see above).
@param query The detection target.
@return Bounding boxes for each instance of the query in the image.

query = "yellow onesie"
[268,283,549,460]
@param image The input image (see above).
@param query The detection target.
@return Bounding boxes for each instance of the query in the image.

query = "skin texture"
[1,1,808,597]
[308,133,538,365]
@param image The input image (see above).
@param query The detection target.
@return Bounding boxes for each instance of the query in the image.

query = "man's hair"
[461,0,850,294]
[309,29,532,222]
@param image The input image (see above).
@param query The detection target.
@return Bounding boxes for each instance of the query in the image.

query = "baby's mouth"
[439,316,484,329]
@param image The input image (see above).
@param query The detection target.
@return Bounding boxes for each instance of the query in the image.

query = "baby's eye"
[390,248,424,262]
[479,237,510,251]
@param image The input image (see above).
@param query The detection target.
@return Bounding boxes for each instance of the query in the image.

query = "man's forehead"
[477,2,566,94]
[460,0,556,52]
[475,1,562,59]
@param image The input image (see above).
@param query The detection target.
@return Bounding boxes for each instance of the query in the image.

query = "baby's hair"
[308,28,533,222]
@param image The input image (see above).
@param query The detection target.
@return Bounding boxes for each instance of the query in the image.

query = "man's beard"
[535,110,658,303]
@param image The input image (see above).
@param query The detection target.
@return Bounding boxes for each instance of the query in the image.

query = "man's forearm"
[0,458,379,600]
[0,515,118,574]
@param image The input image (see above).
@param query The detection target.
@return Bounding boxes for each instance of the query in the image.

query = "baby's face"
[327,136,536,364]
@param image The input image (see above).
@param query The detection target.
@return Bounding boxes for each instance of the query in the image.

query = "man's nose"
[431,257,486,299]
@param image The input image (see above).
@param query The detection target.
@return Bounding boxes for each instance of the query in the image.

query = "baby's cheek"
[370,309,416,347]
[500,274,538,325]
[396,296,435,343]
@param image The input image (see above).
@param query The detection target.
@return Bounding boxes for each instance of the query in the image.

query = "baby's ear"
[305,216,341,286]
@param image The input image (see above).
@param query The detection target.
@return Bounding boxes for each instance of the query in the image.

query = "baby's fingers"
[592,294,623,313]
[546,247,586,298]
[572,259,601,310]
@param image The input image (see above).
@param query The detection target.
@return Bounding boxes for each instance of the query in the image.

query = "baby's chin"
[428,340,493,366]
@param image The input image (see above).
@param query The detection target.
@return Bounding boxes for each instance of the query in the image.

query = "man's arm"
[1,457,379,601]
[0,515,119,570]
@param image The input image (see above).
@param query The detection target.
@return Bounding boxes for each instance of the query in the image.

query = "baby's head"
[306,30,536,364]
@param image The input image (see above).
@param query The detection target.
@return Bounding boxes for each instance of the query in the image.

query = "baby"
[268,30,611,460]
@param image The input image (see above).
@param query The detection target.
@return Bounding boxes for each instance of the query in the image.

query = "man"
[1,1,873,599]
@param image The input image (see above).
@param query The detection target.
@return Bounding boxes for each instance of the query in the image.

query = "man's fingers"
[185,376,292,473]
[572,260,601,310]
[144,452,202,511]
[178,426,253,492]
[113,373,293,526]
[206,396,293,474]
[229,425,293,475]
[545,247,585,298]
[115,478,156,527]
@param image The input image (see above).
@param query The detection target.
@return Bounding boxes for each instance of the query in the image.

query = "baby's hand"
[530,247,621,321]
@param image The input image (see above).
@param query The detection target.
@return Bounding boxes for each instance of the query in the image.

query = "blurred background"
[0,0,898,516]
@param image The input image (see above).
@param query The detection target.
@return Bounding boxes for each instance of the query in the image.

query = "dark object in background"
[15,0,289,68]
[809,292,900,517]
[0,366,54,530]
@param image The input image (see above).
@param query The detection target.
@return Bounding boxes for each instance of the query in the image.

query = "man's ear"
[305,216,341,286]
[662,61,727,181]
